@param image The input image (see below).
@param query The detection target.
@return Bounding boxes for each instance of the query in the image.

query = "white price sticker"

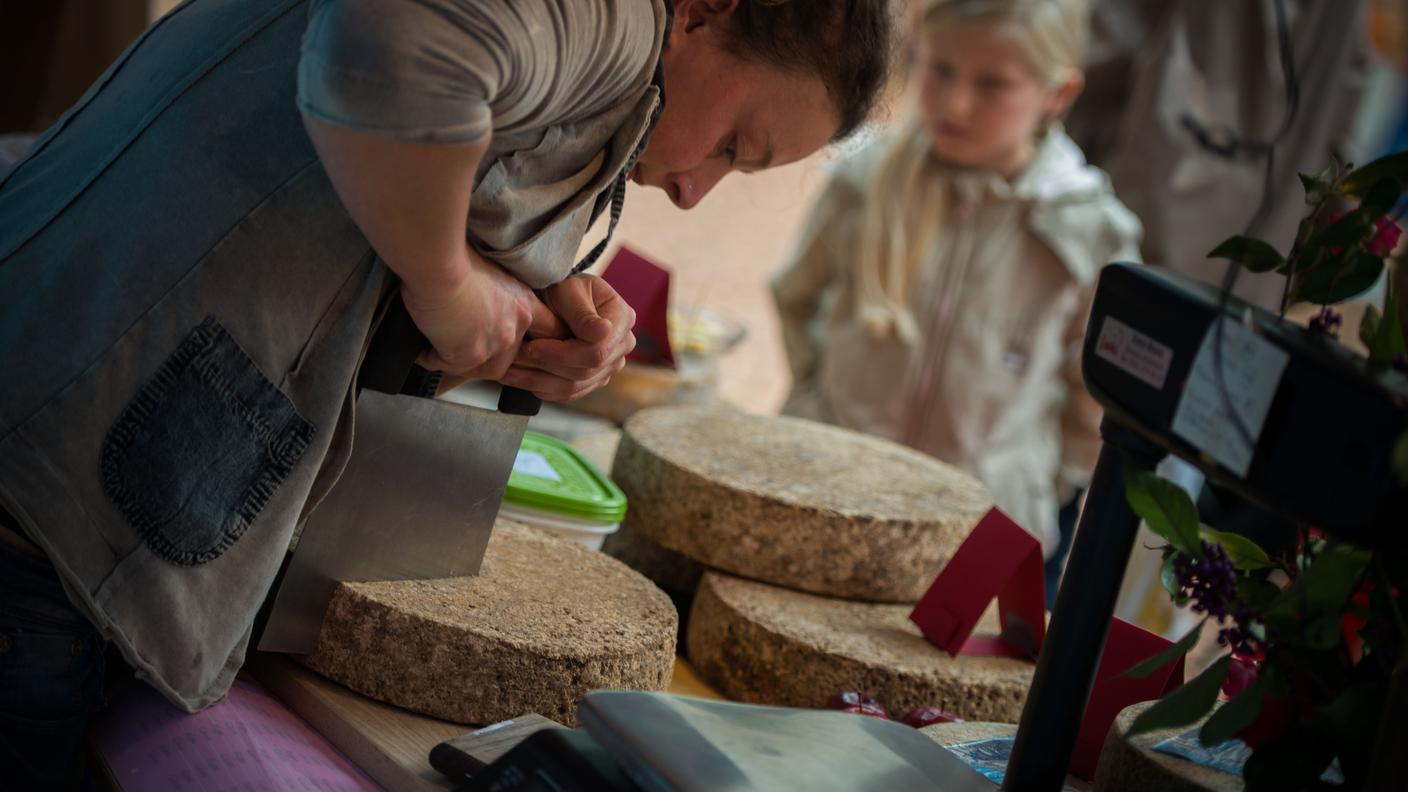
[1095,316,1173,390]
[1171,317,1289,477]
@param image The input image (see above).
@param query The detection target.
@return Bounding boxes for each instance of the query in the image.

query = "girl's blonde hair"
[853,0,1090,343]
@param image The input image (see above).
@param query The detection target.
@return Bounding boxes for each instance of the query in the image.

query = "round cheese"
[687,572,1034,723]
[613,406,993,602]
[300,521,677,726]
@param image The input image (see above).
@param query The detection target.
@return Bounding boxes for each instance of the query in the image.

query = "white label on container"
[1172,316,1288,478]
[1095,316,1173,390]
[513,450,561,482]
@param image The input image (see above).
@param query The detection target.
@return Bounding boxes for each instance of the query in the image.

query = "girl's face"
[633,0,840,210]
[917,23,1080,175]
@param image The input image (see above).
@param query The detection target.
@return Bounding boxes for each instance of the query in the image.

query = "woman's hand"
[499,274,637,401]
[404,247,566,381]
[304,118,631,398]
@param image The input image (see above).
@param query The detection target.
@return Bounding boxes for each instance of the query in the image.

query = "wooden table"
[244,651,723,792]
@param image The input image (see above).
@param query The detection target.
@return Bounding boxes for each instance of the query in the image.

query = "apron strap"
[571,2,672,275]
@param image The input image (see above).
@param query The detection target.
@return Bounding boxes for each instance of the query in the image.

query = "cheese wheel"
[300,521,677,726]
[613,406,993,602]
[687,572,1034,723]
[1093,702,1242,791]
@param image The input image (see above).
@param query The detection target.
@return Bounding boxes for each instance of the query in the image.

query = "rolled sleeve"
[298,0,502,144]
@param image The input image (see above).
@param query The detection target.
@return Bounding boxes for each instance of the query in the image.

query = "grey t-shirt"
[298,0,666,287]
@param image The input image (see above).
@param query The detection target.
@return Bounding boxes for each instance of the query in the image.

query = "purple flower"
[1308,307,1343,337]
[1172,541,1264,657]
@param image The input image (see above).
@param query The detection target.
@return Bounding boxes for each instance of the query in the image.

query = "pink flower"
[1319,213,1402,257]
[1222,654,1259,699]
[1368,217,1402,257]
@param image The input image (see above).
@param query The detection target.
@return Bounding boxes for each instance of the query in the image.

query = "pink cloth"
[91,678,379,791]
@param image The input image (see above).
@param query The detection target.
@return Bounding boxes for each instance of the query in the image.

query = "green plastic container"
[502,432,627,550]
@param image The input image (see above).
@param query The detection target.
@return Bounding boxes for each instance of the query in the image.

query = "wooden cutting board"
[244,652,723,792]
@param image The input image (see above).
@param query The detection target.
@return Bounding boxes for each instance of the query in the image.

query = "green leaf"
[1314,683,1385,744]
[1301,543,1373,611]
[1394,430,1408,488]
[1279,239,1323,279]
[1266,542,1373,629]
[1299,168,1333,204]
[1294,251,1384,304]
[1237,578,1283,610]
[1207,236,1285,273]
[1361,176,1403,218]
[1120,621,1205,680]
[1293,214,1318,251]
[1161,553,1186,602]
[1200,671,1270,746]
[1262,591,1300,639]
[1310,210,1375,252]
[1128,656,1230,737]
[1200,527,1273,570]
[1366,291,1407,366]
[1304,615,1342,651]
[1125,463,1203,557]
[1360,304,1382,349]
[1339,151,1408,198]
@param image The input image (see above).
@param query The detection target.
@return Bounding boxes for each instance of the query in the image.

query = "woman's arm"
[305,118,563,379]
[298,0,650,395]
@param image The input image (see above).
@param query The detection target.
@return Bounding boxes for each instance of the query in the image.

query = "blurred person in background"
[773,0,1141,604]
[1065,0,1372,311]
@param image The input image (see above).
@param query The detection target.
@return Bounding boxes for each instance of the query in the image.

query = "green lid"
[505,432,628,523]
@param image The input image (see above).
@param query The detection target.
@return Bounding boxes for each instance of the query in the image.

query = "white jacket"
[773,126,1142,554]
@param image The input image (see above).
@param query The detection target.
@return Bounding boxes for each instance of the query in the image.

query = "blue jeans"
[0,540,107,790]
[1043,489,1085,608]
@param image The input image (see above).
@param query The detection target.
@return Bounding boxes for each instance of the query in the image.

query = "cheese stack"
[607,405,1034,723]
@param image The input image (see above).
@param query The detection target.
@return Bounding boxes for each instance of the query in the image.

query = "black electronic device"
[456,728,634,792]
[1079,263,1407,542]
[1002,263,1408,790]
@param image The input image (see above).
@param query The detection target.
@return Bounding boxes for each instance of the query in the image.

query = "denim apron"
[0,0,663,711]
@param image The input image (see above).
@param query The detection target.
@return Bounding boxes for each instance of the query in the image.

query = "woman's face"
[633,0,840,210]
[917,23,1076,175]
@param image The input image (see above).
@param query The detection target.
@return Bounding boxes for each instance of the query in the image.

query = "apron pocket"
[100,316,316,566]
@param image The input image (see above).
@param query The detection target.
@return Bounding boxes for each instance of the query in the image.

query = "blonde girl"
[773,0,1142,576]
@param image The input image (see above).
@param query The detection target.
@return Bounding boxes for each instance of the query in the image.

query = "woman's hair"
[721,0,904,142]
[923,0,1089,88]
[852,0,1090,342]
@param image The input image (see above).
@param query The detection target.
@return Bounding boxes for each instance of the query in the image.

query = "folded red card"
[1068,617,1184,779]
[909,508,1046,659]
[600,246,675,368]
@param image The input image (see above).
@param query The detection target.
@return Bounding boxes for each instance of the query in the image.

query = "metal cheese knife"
[258,296,540,654]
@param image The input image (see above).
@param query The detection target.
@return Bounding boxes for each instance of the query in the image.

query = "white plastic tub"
[501,432,628,551]
[498,502,620,551]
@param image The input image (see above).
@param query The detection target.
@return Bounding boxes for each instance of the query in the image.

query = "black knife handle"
[361,293,544,417]
[359,295,426,396]
[498,385,542,416]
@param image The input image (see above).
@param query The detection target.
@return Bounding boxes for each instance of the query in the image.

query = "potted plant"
[1119,150,1408,790]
